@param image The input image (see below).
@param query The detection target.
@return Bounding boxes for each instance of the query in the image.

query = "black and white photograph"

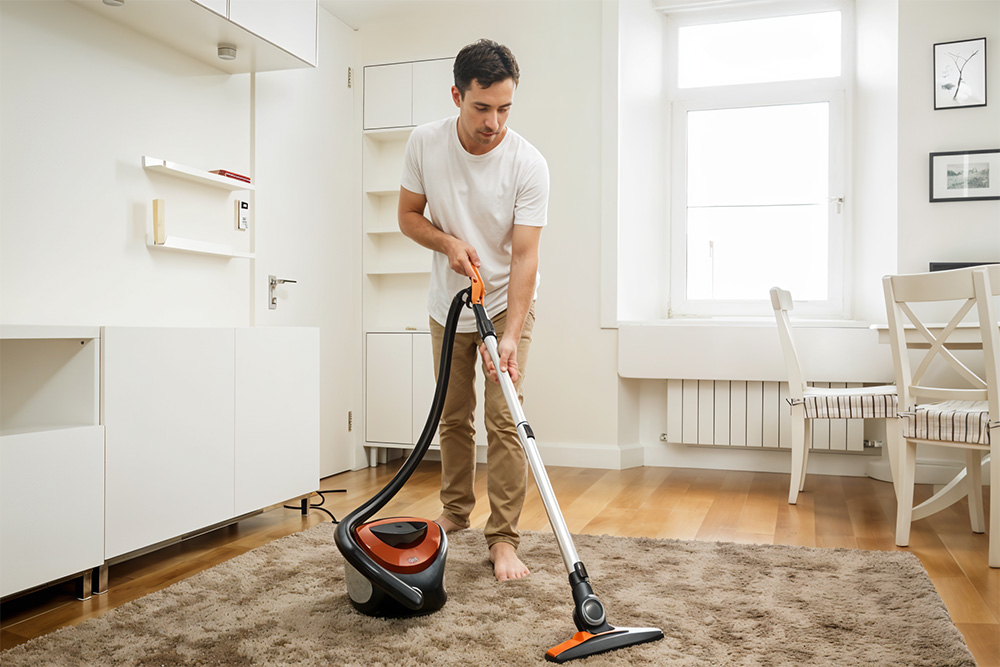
[930,148,1000,201]
[933,37,987,109]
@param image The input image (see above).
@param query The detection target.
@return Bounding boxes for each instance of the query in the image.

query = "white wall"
[897,0,1000,275]
[353,1,623,463]
[616,0,669,322]
[0,2,251,327]
[0,2,362,476]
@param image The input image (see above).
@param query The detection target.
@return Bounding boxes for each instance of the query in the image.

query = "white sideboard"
[0,325,319,599]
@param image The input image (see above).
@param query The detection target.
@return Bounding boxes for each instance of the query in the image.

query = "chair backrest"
[770,287,806,400]
[882,265,1000,412]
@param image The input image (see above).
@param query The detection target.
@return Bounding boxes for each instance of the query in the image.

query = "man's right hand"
[447,237,481,279]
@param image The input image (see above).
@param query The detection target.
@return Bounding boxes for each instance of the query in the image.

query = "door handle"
[268,275,298,310]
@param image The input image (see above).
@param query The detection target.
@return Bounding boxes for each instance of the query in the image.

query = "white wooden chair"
[770,287,898,505]
[883,265,999,568]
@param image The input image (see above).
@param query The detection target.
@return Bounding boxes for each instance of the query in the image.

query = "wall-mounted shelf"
[148,235,254,259]
[363,127,415,143]
[143,156,254,191]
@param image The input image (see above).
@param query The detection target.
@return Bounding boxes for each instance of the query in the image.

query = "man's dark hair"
[453,39,520,97]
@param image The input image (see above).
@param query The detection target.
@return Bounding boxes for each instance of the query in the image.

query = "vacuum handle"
[478,311,582,574]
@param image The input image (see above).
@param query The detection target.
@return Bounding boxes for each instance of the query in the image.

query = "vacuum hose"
[334,286,470,610]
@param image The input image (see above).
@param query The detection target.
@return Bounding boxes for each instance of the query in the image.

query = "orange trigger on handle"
[470,266,485,305]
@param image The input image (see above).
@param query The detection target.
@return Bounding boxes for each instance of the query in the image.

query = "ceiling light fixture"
[217,45,237,61]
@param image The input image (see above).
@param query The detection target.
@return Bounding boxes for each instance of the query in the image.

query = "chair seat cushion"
[790,385,898,419]
[900,400,992,445]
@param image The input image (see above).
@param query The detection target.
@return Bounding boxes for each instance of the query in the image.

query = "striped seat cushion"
[900,400,994,445]
[789,385,898,419]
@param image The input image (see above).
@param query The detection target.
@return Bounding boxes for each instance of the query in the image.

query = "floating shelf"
[365,228,404,236]
[363,127,415,143]
[143,156,254,191]
[365,188,400,198]
[148,235,254,259]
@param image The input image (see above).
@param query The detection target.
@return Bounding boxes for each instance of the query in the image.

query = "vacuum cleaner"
[336,269,664,662]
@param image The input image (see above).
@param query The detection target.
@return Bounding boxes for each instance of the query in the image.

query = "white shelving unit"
[142,156,253,260]
[362,59,456,460]
[0,326,104,599]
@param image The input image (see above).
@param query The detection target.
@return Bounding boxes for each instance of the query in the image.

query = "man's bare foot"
[489,542,530,581]
[434,515,465,533]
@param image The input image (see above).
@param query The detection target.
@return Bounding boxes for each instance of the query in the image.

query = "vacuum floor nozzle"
[546,626,664,663]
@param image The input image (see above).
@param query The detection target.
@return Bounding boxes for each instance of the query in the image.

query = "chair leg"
[966,450,985,534]
[895,439,917,547]
[789,410,806,505]
[799,419,812,492]
[989,450,998,568]
[884,418,901,501]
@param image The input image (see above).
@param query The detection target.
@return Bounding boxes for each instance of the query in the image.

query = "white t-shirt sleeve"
[400,131,425,195]
[513,154,549,227]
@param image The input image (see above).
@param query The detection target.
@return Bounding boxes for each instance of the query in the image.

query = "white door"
[235,327,320,514]
[253,10,359,476]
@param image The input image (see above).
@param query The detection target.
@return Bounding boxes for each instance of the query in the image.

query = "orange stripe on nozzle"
[470,265,485,305]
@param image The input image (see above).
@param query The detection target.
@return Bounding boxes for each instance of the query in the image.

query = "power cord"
[284,489,347,523]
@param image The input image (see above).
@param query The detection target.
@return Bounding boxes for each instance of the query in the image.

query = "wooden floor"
[2,461,997,665]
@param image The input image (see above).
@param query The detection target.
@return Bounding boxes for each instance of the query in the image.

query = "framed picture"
[929,149,1000,202]
[933,37,987,109]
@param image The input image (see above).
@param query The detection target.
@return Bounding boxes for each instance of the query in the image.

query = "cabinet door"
[411,333,440,445]
[364,63,413,130]
[191,0,227,17]
[366,333,413,444]
[234,328,319,515]
[229,0,317,65]
[412,58,456,126]
[103,328,235,559]
[0,427,104,597]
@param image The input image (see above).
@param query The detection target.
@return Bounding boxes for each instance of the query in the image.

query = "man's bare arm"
[398,186,480,278]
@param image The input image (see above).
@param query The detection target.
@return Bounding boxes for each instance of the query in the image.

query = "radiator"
[664,380,865,451]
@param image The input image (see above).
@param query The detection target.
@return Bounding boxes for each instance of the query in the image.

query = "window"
[668,4,851,317]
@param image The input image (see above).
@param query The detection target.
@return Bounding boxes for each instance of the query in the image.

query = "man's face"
[452,77,515,154]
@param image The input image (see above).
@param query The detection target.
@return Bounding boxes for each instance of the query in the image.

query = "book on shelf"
[209,169,251,183]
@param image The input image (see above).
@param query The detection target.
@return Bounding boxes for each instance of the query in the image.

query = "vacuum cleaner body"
[344,517,447,616]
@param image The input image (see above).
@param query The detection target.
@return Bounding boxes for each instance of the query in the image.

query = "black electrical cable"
[284,488,347,523]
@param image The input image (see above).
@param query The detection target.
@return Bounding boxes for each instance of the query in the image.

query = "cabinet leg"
[93,564,108,595]
[75,571,92,601]
[300,498,309,515]
[368,447,378,468]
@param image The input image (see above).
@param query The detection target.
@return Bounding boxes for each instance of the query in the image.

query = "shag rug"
[1,523,975,666]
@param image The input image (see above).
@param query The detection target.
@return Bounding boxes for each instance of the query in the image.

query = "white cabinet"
[366,332,439,448]
[69,0,316,73]
[0,327,104,598]
[229,0,317,66]
[103,326,319,560]
[235,327,319,515]
[363,59,455,130]
[103,327,237,559]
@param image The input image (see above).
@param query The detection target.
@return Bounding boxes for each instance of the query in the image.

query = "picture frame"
[933,37,987,110]
[929,149,1000,202]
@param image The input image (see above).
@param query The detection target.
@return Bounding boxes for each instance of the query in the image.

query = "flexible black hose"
[334,286,470,610]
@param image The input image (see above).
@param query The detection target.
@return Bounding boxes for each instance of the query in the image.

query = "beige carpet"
[2,523,975,666]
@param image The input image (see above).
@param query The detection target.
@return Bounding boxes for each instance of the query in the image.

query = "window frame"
[666,0,854,319]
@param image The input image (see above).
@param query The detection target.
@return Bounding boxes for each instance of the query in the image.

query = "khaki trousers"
[429,303,535,550]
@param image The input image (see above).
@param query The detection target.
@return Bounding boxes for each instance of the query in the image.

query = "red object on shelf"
[209,169,251,183]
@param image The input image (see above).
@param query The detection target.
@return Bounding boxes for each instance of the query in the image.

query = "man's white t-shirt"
[400,115,549,333]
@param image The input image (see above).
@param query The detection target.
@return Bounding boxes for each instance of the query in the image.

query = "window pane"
[686,205,828,301]
[688,103,829,207]
[678,12,841,88]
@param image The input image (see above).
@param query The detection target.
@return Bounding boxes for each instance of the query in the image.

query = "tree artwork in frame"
[929,149,1000,202]
[933,37,987,110]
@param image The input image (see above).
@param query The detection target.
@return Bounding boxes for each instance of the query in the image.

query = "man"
[398,39,549,581]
